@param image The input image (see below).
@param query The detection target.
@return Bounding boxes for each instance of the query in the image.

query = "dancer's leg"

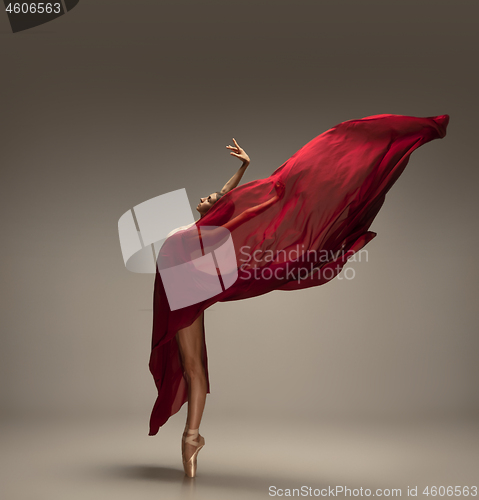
[176,312,207,462]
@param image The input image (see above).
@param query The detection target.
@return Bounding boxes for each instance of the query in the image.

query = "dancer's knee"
[183,360,206,382]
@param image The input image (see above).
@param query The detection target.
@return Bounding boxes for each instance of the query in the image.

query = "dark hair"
[215,191,224,201]
[207,193,235,225]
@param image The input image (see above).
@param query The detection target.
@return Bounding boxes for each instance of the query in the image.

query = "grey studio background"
[1,1,478,500]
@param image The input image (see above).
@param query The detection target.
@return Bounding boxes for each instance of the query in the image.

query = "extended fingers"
[226,138,242,151]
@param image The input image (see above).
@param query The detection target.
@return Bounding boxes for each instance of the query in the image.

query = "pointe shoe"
[182,427,205,478]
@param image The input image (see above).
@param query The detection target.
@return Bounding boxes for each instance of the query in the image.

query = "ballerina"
[149,114,449,478]
[167,139,284,477]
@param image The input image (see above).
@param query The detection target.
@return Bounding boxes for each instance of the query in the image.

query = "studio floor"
[2,413,478,500]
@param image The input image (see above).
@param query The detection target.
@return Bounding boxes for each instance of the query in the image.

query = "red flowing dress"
[148,113,449,436]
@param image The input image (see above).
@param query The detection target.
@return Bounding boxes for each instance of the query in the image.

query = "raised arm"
[221,138,251,195]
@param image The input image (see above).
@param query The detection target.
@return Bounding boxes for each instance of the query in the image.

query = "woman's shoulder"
[165,221,196,239]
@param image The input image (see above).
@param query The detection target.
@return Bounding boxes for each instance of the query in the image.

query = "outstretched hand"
[274,180,285,200]
[226,138,250,164]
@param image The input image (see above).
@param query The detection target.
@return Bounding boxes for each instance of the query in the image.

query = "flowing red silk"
[149,113,449,435]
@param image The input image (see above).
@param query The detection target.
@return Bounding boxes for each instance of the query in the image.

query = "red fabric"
[149,113,449,435]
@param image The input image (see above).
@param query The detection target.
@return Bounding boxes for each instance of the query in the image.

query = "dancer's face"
[196,193,219,216]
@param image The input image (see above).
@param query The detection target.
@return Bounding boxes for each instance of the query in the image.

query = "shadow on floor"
[98,463,362,497]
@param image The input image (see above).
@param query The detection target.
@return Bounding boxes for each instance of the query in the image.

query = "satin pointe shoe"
[182,428,205,478]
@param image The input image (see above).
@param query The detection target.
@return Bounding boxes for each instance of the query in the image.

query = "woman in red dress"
[175,138,262,477]
[150,114,449,478]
